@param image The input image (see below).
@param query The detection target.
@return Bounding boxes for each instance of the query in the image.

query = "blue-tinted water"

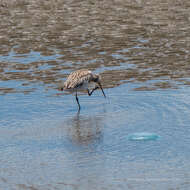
[1,81,190,189]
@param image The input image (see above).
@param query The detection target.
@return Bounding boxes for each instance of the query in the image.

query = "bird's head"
[92,74,101,83]
[92,74,106,98]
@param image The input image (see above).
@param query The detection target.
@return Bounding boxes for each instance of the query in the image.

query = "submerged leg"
[87,86,99,96]
[75,91,81,110]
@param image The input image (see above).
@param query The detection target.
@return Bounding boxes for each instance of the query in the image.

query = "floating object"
[61,69,106,110]
[128,132,159,141]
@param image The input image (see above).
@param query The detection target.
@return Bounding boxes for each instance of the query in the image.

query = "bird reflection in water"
[67,112,104,146]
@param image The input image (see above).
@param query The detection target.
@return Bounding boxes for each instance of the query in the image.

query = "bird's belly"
[78,81,96,90]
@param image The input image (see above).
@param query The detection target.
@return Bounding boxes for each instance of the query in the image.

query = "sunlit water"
[1,84,190,190]
[1,0,190,189]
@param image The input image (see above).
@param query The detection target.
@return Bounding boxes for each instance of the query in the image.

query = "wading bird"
[61,69,106,110]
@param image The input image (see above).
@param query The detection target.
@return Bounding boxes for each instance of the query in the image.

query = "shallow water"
[1,0,190,189]
[1,86,190,190]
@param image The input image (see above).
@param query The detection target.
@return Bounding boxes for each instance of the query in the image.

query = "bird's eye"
[94,78,98,82]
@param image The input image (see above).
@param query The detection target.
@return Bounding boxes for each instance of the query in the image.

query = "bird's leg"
[87,86,99,96]
[75,91,81,110]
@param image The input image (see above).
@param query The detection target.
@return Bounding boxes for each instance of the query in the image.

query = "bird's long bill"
[98,82,106,98]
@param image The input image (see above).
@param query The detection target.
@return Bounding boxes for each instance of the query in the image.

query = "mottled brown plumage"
[64,69,95,90]
[62,69,106,110]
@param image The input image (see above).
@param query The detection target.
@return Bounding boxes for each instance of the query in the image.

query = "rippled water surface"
[1,0,190,189]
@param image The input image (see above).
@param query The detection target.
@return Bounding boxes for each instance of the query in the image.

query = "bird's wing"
[64,70,92,89]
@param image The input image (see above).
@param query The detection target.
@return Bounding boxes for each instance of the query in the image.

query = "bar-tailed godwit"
[61,69,106,110]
